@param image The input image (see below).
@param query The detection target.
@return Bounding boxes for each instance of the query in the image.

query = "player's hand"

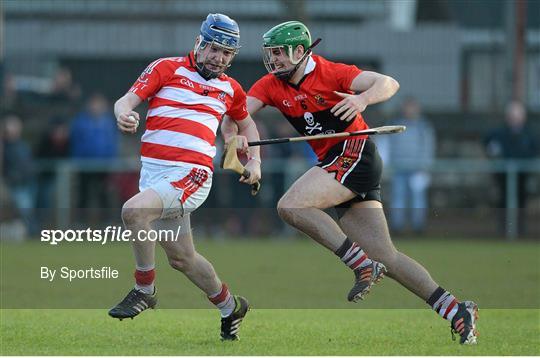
[240,159,261,185]
[117,111,140,134]
[234,135,250,155]
[331,91,368,122]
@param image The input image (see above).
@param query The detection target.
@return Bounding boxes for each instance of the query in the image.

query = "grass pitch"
[1,308,539,355]
[1,238,539,355]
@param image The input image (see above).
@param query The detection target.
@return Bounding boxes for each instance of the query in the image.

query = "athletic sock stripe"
[209,283,230,305]
[443,299,458,319]
[433,292,450,309]
[342,246,361,263]
[215,294,233,309]
[346,252,367,267]
[426,286,447,306]
[342,243,360,261]
[349,254,368,270]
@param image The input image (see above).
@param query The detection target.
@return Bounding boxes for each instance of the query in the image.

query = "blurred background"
[1,0,539,241]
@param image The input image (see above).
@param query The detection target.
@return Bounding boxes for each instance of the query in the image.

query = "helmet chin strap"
[276,38,322,81]
[195,62,220,80]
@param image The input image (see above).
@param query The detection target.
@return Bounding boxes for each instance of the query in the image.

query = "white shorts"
[139,162,212,219]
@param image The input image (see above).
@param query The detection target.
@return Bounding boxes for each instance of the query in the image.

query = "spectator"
[1,73,19,111]
[48,67,82,105]
[387,97,436,234]
[1,114,37,234]
[36,116,70,210]
[70,92,118,209]
[484,101,538,235]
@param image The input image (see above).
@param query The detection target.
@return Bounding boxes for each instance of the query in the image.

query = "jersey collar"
[303,55,316,76]
[188,51,196,69]
[287,55,316,90]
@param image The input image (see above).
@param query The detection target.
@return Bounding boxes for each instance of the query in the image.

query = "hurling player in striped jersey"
[109,14,261,341]
[222,21,478,345]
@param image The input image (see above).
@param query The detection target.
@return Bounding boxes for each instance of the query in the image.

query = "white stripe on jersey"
[140,156,213,169]
[142,129,217,157]
[176,67,234,97]
[147,57,184,73]
[147,106,219,133]
[156,87,227,114]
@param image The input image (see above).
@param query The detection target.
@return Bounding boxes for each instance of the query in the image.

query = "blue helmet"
[200,13,241,51]
[195,13,240,79]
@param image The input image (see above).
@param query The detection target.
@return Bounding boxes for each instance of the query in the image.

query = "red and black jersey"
[248,54,369,160]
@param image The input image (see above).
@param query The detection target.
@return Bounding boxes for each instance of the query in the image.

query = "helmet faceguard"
[195,13,241,80]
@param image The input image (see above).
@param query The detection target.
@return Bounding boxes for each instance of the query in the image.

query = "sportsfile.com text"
[40,226,182,245]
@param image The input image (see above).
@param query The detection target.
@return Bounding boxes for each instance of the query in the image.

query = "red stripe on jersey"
[146,116,216,145]
[170,168,210,203]
[148,97,223,121]
[141,142,214,170]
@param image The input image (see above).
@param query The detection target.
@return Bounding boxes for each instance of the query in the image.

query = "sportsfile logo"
[40,226,182,245]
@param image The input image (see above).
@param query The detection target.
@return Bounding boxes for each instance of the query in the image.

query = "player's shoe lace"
[450,301,479,344]
[220,296,250,341]
[108,288,157,320]
[347,261,386,302]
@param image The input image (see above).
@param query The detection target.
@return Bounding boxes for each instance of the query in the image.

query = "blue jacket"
[70,111,118,158]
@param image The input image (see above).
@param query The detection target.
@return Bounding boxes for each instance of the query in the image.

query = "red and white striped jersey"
[130,52,248,171]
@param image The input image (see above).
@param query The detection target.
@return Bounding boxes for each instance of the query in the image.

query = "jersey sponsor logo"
[314,94,326,105]
[294,94,308,101]
[282,99,293,107]
[180,78,195,88]
[304,112,323,134]
[217,91,227,103]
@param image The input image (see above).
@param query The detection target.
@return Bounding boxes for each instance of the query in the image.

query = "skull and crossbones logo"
[304,112,322,134]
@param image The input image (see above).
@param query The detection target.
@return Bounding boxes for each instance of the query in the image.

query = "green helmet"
[262,21,312,79]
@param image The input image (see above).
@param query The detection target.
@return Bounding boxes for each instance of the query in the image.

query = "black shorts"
[317,138,383,210]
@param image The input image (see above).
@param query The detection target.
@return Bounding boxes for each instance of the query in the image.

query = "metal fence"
[18,157,538,240]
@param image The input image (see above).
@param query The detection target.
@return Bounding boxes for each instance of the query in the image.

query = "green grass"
[1,239,539,354]
[1,308,539,355]
[1,239,538,308]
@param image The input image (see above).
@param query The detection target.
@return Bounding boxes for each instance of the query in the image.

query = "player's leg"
[157,215,221,297]
[339,200,478,344]
[154,167,249,340]
[156,215,249,340]
[277,166,352,250]
[277,165,384,301]
[108,188,162,320]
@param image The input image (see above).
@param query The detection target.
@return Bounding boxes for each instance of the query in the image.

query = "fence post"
[55,162,72,230]
[505,162,518,240]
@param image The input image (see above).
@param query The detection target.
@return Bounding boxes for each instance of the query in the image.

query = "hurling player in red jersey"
[110,14,261,341]
[223,21,478,345]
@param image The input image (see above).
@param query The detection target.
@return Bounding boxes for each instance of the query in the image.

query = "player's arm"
[114,92,142,134]
[332,71,400,121]
[221,96,265,143]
